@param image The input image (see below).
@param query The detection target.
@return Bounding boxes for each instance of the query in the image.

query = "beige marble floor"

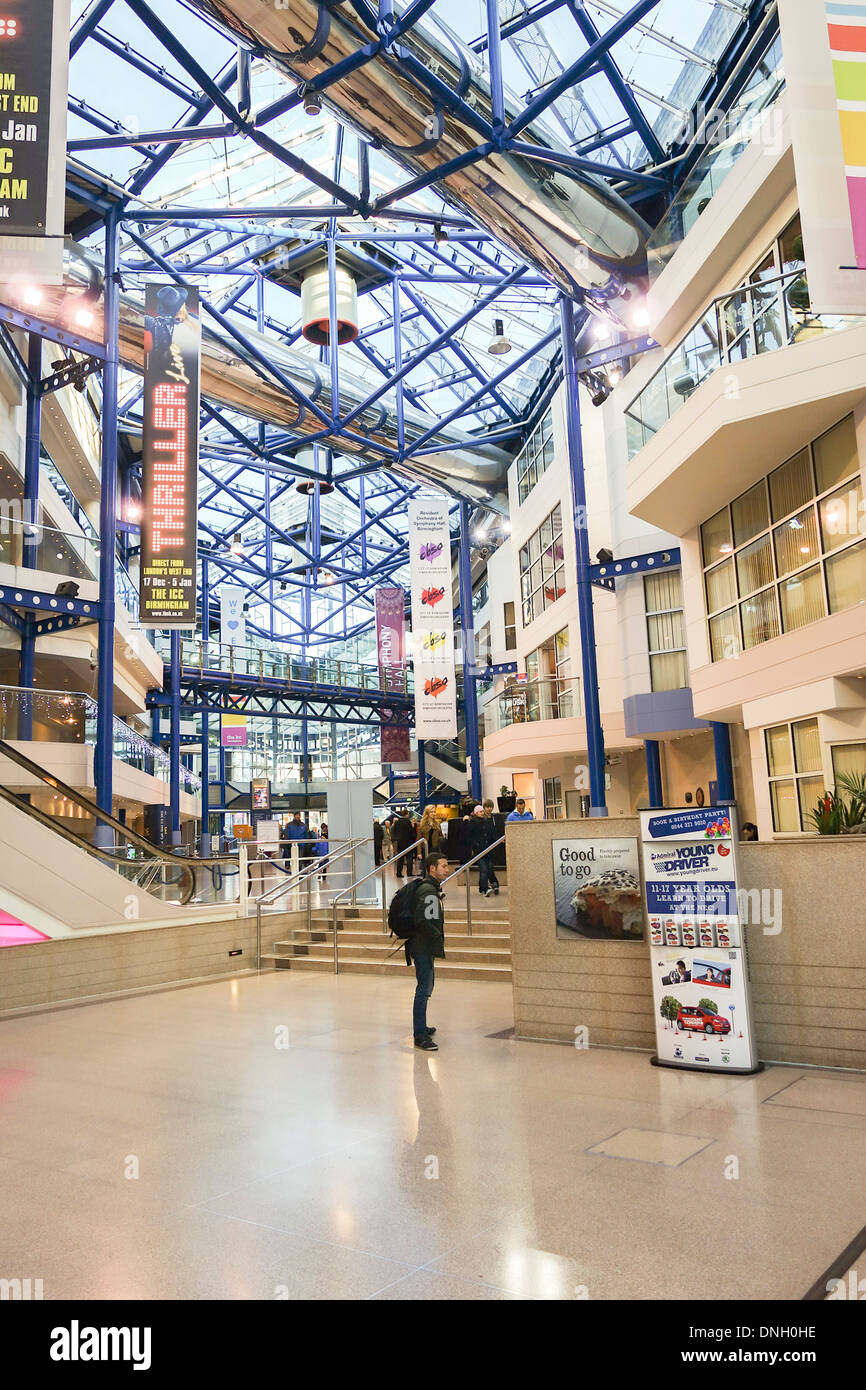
[1,970,864,1300]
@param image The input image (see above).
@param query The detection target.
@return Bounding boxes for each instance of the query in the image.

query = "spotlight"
[596,547,614,565]
[303,87,322,116]
[631,304,650,329]
[22,286,43,308]
[607,364,622,386]
[433,222,448,245]
[54,581,79,598]
[580,370,610,407]
[229,532,244,556]
[488,318,512,355]
[592,320,611,342]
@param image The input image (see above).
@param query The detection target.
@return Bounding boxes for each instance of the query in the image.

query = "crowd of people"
[374,796,535,898]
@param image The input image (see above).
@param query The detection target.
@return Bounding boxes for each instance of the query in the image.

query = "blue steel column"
[560,295,608,817]
[645,739,663,808]
[170,630,182,845]
[200,558,210,855]
[417,738,427,810]
[458,501,481,802]
[712,722,735,803]
[18,334,41,740]
[95,206,120,842]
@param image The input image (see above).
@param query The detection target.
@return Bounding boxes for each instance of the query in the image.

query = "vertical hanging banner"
[375,587,410,763]
[140,284,201,630]
[0,0,69,284]
[409,500,457,740]
[778,0,866,312]
[220,585,246,649]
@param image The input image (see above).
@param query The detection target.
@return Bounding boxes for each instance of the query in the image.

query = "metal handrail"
[441,835,505,937]
[330,838,427,975]
[255,838,368,970]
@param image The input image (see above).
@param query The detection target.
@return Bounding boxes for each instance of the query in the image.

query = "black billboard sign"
[0,0,55,235]
[140,283,201,630]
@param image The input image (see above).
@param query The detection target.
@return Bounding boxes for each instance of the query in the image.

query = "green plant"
[837,770,866,813]
[698,998,718,1014]
[808,788,866,835]
[660,995,679,1025]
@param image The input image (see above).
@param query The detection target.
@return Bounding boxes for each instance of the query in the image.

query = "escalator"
[0,738,202,934]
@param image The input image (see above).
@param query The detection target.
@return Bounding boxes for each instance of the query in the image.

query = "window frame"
[515,410,554,505]
[518,504,565,624]
[701,414,863,661]
[644,569,689,691]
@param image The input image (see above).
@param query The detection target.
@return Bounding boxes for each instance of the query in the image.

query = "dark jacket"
[391,814,416,851]
[408,875,446,961]
[469,813,498,857]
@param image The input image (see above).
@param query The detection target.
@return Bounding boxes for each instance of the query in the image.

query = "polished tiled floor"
[1,971,864,1300]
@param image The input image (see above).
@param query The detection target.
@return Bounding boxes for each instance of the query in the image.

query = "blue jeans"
[413,954,435,1037]
[478,855,499,893]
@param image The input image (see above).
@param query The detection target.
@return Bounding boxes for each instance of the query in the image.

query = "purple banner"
[376,588,410,763]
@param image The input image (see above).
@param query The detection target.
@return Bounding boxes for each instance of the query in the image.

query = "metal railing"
[483,676,579,733]
[624,269,862,457]
[441,836,505,937]
[255,837,368,970]
[330,838,426,975]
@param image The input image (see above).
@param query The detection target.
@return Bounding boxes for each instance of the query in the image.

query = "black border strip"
[803,1220,866,1301]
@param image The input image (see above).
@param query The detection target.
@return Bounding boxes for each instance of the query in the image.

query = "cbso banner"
[140,284,201,629]
[408,500,457,740]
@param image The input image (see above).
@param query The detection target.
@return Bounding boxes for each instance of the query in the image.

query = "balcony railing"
[484,676,581,734]
[0,518,99,580]
[156,635,422,696]
[625,270,862,458]
[0,685,201,793]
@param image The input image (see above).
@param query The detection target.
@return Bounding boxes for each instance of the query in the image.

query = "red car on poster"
[677,1005,731,1036]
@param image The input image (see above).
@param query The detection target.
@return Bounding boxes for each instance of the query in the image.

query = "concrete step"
[310,910,510,933]
[279,928,510,950]
[261,952,511,982]
[272,938,510,966]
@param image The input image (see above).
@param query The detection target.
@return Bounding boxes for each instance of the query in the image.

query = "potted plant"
[497,784,517,813]
[808,783,866,834]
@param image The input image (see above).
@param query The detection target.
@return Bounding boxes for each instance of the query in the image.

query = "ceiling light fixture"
[488,318,512,355]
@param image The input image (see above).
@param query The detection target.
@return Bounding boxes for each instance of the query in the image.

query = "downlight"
[488,318,512,355]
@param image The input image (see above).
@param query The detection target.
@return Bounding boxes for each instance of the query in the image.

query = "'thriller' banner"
[375,587,410,764]
[140,283,201,629]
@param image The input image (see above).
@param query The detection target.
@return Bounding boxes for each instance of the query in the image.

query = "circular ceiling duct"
[301,264,359,345]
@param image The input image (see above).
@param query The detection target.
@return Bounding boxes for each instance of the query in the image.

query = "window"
[516,411,554,504]
[475,621,490,665]
[519,504,565,623]
[543,776,563,820]
[831,742,866,783]
[765,717,824,832]
[702,414,864,660]
[504,601,516,651]
[644,570,688,691]
[471,577,488,615]
[524,628,573,718]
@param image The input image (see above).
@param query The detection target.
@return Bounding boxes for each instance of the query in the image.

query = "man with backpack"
[388,852,449,1051]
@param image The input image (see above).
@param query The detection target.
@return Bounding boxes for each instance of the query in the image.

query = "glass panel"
[798,776,826,830]
[732,482,769,547]
[705,559,736,613]
[519,543,530,573]
[826,538,866,613]
[644,569,683,611]
[765,724,793,776]
[774,508,819,577]
[813,414,858,494]
[770,779,799,832]
[709,608,740,661]
[701,508,732,567]
[779,565,826,632]
[647,611,685,651]
[832,743,866,781]
[650,651,689,691]
[792,718,821,773]
[740,586,779,648]
[820,480,862,554]
[736,534,774,595]
[769,448,813,522]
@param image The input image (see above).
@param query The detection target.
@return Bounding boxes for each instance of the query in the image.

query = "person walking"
[315,823,329,883]
[469,803,500,897]
[373,817,384,866]
[506,797,534,823]
[391,807,416,878]
[406,852,449,1051]
[282,811,308,870]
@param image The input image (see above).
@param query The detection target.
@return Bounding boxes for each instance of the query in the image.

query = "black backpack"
[388,879,422,939]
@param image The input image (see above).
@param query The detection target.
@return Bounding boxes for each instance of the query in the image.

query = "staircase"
[262,902,511,982]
